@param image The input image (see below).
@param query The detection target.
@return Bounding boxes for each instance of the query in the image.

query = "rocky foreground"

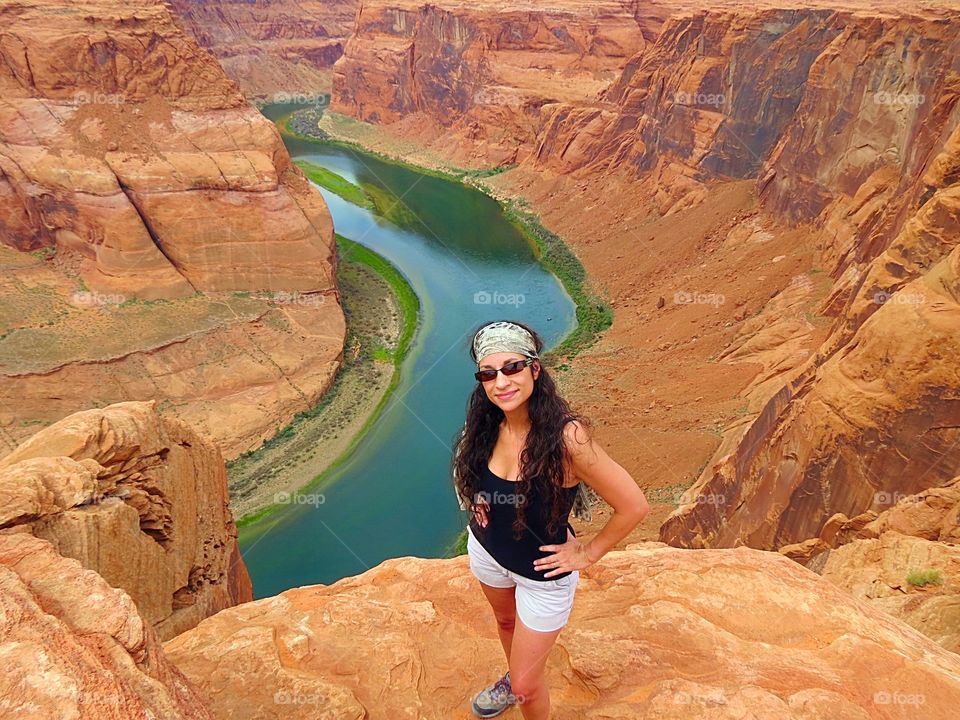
[0,401,251,641]
[165,542,960,718]
[3,402,960,718]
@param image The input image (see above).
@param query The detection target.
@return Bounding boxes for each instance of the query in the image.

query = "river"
[240,103,576,598]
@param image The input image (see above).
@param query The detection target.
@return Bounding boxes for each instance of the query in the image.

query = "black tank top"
[469,459,580,583]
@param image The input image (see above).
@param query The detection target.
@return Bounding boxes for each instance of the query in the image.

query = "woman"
[453,319,650,719]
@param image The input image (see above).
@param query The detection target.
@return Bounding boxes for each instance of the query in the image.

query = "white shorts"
[467,524,579,633]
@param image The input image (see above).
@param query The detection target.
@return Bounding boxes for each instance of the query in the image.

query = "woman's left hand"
[534,528,594,578]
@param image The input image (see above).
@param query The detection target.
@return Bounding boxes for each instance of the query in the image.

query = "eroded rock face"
[167,0,359,99]
[814,532,960,654]
[0,0,338,300]
[774,476,960,653]
[0,0,346,461]
[661,125,960,552]
[332,0,663,166]
[760,18,960,276]
[533,8,843,215]
[0,401,252,641]
[165,542,960,719]
[0,533,214,719]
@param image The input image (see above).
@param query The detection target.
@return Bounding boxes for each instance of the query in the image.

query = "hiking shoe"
[471,670,518,717]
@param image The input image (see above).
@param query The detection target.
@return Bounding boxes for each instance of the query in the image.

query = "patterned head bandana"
[472,321,539,364]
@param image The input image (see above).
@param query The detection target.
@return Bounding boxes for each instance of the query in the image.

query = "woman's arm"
[558,420,650,566]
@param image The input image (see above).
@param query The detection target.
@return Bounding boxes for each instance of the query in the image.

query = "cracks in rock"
[109,169,199,294]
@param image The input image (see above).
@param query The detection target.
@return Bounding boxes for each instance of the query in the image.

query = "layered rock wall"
[0,401,252,640]
[0,0,339,299]
[0,533,215,719]
[168,0,359,98]
[332,0,666,165]
[0,0,345,460]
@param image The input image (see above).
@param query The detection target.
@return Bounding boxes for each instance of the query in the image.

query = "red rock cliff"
[660,14,960,552]
[167,0,359,99]
[0,533,215,718]
[332,0,669,166]
[0,0,338,298]
[0,401,253,640]
[0,0,345,461]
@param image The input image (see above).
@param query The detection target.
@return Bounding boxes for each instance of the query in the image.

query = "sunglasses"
[474,357,536,383]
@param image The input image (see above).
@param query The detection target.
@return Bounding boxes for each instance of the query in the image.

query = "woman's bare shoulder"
[561,417,592,450]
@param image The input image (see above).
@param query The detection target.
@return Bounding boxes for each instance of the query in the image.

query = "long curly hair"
[452,319,591,541]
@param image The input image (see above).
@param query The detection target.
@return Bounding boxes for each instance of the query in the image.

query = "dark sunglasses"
[474,357,536,383]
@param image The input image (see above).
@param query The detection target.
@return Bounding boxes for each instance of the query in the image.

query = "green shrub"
[906,568,944,587]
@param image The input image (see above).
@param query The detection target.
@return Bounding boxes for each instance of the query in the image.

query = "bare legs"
[478,581,564,720]
[508,618,562,719]
[479,582,517,662]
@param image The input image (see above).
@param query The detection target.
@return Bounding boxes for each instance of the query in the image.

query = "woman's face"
[477,351,540,412]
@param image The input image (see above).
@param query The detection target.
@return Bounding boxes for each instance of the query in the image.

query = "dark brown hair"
[451,320,591,540]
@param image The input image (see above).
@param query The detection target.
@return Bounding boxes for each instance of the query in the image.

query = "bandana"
[472,321,539,363]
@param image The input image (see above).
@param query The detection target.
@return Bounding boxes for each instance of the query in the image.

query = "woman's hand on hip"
[471,493,490,528]
[534,527,593,577]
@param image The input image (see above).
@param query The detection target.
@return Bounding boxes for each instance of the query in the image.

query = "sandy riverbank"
[228,236,418,523]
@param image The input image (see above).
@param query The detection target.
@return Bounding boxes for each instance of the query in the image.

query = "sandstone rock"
[0,0,339,300]
[661,119,960,551]
[0,532,213,719]
[0,401,252,640]
[815,532,960,654]
[332,0,661,168]
[168,0,358,99]
[761,19,960,277]
[661,243,960,550]
[166,543,960,718]
[0,0,346,461]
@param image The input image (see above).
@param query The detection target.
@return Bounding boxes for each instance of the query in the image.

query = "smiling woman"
[452,319,650,720]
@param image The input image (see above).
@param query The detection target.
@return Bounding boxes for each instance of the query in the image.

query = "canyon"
[324,0,960,562]
[2,0,960,717]
[313,0,960,657]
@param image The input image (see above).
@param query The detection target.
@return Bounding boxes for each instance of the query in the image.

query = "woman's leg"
[508,617,563,720]
[479,581,517,663]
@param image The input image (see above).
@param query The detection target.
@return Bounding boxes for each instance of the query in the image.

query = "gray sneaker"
[471,670,518,717]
